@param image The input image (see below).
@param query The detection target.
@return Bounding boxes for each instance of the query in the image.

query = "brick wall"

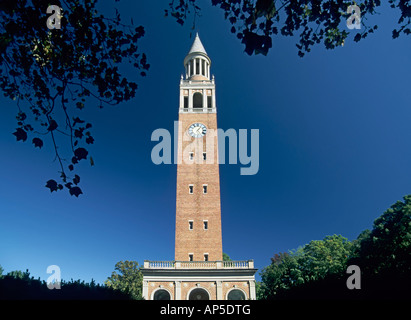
[175,113,223,261]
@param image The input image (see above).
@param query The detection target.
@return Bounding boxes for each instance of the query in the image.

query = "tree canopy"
[1,0,410,195]
[349,195,411,276]
[259,234,352,299]
[0,0,149,196]
[166,0,410,56]
[259,195,411,299]
[104,260,143,300]
[0,267,131,300]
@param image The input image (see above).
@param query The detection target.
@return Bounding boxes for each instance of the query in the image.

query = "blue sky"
[1,1,410,285]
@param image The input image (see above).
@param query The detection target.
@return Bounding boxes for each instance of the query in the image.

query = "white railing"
[179,261,218,269]
[222,260,249,269]
[147,261,175,269]
[144,260,254,270]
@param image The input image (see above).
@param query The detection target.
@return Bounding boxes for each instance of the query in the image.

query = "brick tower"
[142,34,257,300]
[175,33,222,262]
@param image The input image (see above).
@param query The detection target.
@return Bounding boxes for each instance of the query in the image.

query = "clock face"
[188,123,207,138]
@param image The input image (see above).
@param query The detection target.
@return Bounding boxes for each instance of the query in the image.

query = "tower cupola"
[183,33,211,81]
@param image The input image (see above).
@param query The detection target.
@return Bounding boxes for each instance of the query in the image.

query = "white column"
[212,88,216,111]
[175,281,181,300]
[193,58,196,75]
[249,280,256,300]
[179,89,183,110]
[216,281,223,300]
[142,280,149,300]
[202,89,206,112]
[187,62,190,78]
[188,89,193,110]
[199,58,202,76]
[207,64,210,79]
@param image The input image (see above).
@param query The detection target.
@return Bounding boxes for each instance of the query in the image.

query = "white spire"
[188,32,207,56]
[183,33,211,81]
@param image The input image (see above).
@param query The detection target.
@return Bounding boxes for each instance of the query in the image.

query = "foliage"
[259,196,411,299]
[105,260,143,300]
[259,235,351,299]
[5,269,32,281]
[349,195,411,276]
[222,252,232,261]
[0,0,149,196]
[0,269,131,300]
[300,234,352,280]
[259,251,300,299]
[166,0,411,56]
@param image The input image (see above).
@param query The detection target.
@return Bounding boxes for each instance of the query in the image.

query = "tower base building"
[142,260,257,300]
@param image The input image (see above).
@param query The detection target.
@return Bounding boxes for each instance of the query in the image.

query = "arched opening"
[193,92,203,108]
[188,288,209,300]
[153,289,171,300]
[227,289,246,300]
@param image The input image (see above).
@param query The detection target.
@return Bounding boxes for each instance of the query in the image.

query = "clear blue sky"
[1,1,410,285]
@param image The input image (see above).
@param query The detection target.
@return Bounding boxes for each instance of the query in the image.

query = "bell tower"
[175,33,222,262]
[142,34,257,301]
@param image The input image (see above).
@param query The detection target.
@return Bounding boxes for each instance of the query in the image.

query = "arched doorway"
[227,289,246,300]
[188,288,210,300]
[153,289,171,300]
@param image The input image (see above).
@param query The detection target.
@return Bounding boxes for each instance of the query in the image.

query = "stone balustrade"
[143,260,254,270]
